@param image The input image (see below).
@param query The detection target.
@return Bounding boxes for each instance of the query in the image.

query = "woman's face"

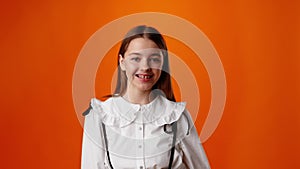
[120,38,164,93]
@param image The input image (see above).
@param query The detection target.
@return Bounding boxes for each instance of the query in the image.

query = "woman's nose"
[140,59,151,70]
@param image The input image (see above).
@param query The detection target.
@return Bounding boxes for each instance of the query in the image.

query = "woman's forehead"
[126,38,159,51]
[127,48,163,56]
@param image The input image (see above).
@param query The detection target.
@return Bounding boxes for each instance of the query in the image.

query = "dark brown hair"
[113,25,176,101]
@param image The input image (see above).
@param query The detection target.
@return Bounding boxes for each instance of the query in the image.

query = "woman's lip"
[136,73,153,75]
[135,74,153,79]
[135,73,154,76]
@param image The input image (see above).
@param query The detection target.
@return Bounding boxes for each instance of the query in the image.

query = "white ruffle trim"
[90,98,136,127]
[89,96,186,127]
[153,101,186,126]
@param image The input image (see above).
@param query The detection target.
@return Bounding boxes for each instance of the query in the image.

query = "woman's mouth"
[135,74,153,80]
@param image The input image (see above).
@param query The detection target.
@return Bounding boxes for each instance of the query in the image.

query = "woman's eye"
[149,58,161,63]
[131,57,140,62]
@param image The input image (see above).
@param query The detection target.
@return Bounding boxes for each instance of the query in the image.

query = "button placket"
[135,105,145,169]
[136,123,144,152]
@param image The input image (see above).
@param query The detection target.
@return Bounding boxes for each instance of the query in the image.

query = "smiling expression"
[119,38,164,93]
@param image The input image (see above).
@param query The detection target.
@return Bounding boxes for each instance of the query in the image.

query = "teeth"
[137,75,151,79]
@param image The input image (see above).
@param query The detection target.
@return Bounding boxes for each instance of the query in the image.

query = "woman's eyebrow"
[128,52,142,56]
[149,52,162,57]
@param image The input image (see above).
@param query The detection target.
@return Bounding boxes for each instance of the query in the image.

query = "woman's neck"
[122,90,155,105]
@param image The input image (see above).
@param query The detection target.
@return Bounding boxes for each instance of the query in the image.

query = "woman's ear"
[119,54,126,71]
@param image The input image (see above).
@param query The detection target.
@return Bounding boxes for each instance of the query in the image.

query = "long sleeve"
[179,111,210,169]
[81,109,106,169]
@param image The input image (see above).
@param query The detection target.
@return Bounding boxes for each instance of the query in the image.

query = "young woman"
[81,25,210,169]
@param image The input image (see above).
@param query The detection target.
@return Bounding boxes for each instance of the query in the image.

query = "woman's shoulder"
[152,96,187,126]
[85,96,140,127]
[90,97,115,110]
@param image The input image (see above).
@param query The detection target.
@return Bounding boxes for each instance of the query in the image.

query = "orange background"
[1,0,300,169]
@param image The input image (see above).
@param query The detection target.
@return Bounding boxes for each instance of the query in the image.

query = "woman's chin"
[132,84,154,93]
[138,86,153,93]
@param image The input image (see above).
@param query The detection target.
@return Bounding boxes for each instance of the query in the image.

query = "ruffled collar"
[90,95,186,127]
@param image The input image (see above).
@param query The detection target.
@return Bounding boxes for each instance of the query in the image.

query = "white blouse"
[81,95,210,169]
